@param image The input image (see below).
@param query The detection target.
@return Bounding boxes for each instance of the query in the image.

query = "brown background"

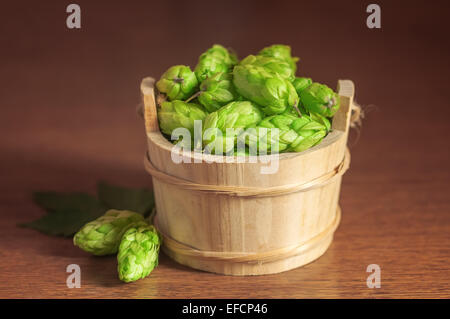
[0,0,449,298]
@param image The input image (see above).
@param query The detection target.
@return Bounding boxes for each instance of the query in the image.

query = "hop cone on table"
[240,55,295,81]
[240,112,330,154]
[299,82,340,117]
[194,44,238,82]
[156,65,198,101]
[292,77,312,94]
[233,63,298,115]
[258,44,299,74]
[73,209,145,256]
[197,72,238,112]
[117,223,161,283]
[203,101,263,154]
[158,100,207,136]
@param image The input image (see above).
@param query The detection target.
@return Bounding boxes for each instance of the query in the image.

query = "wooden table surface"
[0,0,449,298]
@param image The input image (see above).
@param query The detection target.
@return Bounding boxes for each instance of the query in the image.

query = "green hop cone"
[258,44,299,73]
[156,65,198,101]
[299,82,340,117]
[199,44,238,66]
[194,44,238,82]
[309,111,331,132]
[203,101,263,154]
[240,112,330,154]
[73,209,145,256]
[195,58,229,84]
[117,223,161,283]
[288,114,330,152]
[292,77,312,94]
[195,72,238,112]
[234,147,250,157]
[233,63,299,115]
[240,55,295,81]
[158,100,207,137]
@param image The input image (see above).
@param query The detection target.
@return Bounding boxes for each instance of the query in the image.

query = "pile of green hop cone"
[156,44,340,155]
[73,209,161,283]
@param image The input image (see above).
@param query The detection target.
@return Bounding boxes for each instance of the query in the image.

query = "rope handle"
[350,101,363,128]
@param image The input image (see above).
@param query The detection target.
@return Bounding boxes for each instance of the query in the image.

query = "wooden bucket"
[141,78,355,275]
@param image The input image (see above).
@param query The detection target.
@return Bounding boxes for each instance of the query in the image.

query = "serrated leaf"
[20,192,107,237]
[97,181,154,216]
[32,192,103,214]
[20,183,155,237]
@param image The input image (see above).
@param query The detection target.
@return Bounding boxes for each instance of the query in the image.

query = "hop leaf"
[299,82,340,117]
[117,223,161,283]
[97,182,154,216]
[19,193,107,237]
[156,65,198,101]
[20,182,156,237]
[73,209,145,256]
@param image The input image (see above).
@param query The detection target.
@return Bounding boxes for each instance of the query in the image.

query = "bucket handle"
[141,77,159,133]
[335,80,357,133]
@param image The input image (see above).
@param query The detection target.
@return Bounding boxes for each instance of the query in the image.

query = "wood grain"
[0,0,449,298]
[142,79,352,275]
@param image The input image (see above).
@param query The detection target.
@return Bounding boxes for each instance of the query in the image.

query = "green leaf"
[19,192,107,237]
[20,183,155,237]
[32,192,103,214]
[97,181,154,217]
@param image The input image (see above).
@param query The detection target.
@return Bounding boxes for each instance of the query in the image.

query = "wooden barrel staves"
[141,77,355,275]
